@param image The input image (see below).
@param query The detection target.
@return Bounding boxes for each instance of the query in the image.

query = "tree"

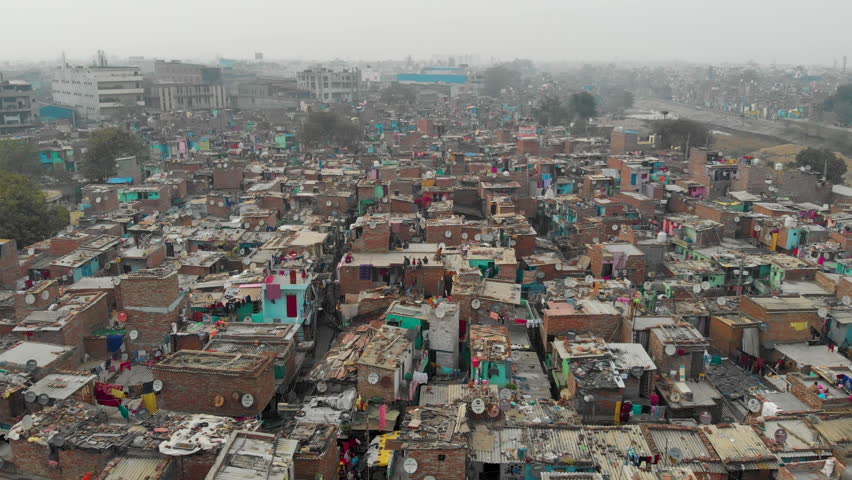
[299,112,360,148]
[0,139,39,176]
[568,92,598,121]
[483,64,521,97]
[381,83,417,105]
[604,89,634,114]
[795,147,846,184]
[0,171,69,247]
[83,128,145,182]
[822,84,852,126]
[652,119,711,152]
[532,95,571,127]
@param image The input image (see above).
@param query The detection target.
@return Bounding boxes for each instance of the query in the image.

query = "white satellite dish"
[474,233,481,241]
[403,458,419,474]
[368,372,380,385]
[584,275,594,283]
[716,297,727,306]
[95,197,102,203]
[471,298,481,310]
[734,216,740,223]
[438,242,446,250]
[670,392,683,403]
[701,281,711,291]
[844,296,852,306]
[644,281,652,290]
[25,294,35,305]
[693,284,702,294]
[818,308,828,318]
[241,393,255,408]
[316,381,328,393]
[612,224,620,231]
[471,398,486,414]
[668,447,684,464]
[747,398,762,413]
[326,201,333,207]
[461,232,468,240]
[556,263,564,271]
[755,225,762,232]
[218,202,224,207]
[129,330,139,340]
[664,345,677,356]
[382,197,389,203]
[153,380,163,392]
[444,230,453,238]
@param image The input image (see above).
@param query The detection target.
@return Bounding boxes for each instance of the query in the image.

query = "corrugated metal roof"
[761,418,822,451]
[104,456,171,480]
[27,373,95,400]
[419,384,498,406]
[471,427,526,464]
[526,428,591,464]
[584,426,651,477]
[608,343,656,370]
[647,427,715,462]
[704,425,777,469]
[813,416,852,444]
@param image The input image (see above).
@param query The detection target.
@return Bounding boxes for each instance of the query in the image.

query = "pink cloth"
[266,283,281,300]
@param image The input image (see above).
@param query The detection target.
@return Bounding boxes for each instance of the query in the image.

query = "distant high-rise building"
[255,52,263,61]
[52,65,144,121]
[297,66,361,102]
[0,79,37,133]
[143,60,226,112]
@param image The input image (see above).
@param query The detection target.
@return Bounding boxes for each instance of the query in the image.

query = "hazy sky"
[4,0,851,66]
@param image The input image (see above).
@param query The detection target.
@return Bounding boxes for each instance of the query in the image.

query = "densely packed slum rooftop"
[0,59,850,480]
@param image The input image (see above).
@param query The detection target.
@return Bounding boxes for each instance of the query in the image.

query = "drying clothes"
[110,388,126,399]
[632,404,642,416]
[266,283,281,300]
[142,381,155,395]
[141,392,158,413]
[359,264,373,280]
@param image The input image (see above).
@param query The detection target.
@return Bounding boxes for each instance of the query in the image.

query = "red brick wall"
[49,238,81,256]
[352,224,390,252]
[15,281,61,321]
[153,358,275,416]
[213,168,243,191]
[338,264,444,298]
[294,443,340,480]
[426,224,463,247]
[740,297,818,344]
[404,447,466,480]
[120,272,184,349]
[543,311,623,341]
[175,450,219,480]
[708,318,743,357]
[58,447,112,480]
[815,271,838,295]
[10,439,60,479]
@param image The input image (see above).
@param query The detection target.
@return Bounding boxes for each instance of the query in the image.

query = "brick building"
[152,350,275,416]
[739,296,819,348]
[587,243,646,285]
[357,325,413,402]
[119,268,187,350]
[288,423,340,480]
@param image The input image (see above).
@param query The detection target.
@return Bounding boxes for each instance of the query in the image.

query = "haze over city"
[3,0,852,65]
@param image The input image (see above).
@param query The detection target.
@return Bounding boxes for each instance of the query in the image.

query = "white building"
[52,66,144,121]
[296,67,360,102]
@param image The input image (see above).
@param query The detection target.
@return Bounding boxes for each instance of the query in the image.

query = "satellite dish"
[667,447,684,464]
[25,359,38,372]
[844,296,852,306]
[218,202,224,207]
[536,271,545,279]
[20,415,33,430]
[612,224,620,231]
[818,308,828,318]
[129,330,139,340]
[584,275,594,283]
[369,222,376,229]
[565,278,576,287]
[583,394,595,403]
[444,230,453,238]
[774,427,788,446]
[747,398,762,413]
[316,381,328,393]
[241,393,255,408]
[643,281,653,290]
[509,240,517,246]
[95,197,102,203]
[471,398,486,414]
[326,201,333,207]
[716,297,727,306]
[41,291,50,300]
[461,232,469,240]
[368,372,380,385]
[692,284,702,294]
[499,388,512,400]
[438,242,446,250]
[471,298,481,310]
[669,391,683,403]
[27,248,34,256]
[474,233,481,241]
[630,366,644,378]
[403,458,419,474]
[755,225,762,232]
[382,197,389,203]
[24,294,35,305]
[37,394,50,406]
[775,162,784,171]
[209,200,215,205]
[171,322,178,334]
[24,391,37,403]
[664,345,677,356]
[153,380,163,392]
[701,281,711,291]
[555,263,564,271]
[734,216,740,223]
